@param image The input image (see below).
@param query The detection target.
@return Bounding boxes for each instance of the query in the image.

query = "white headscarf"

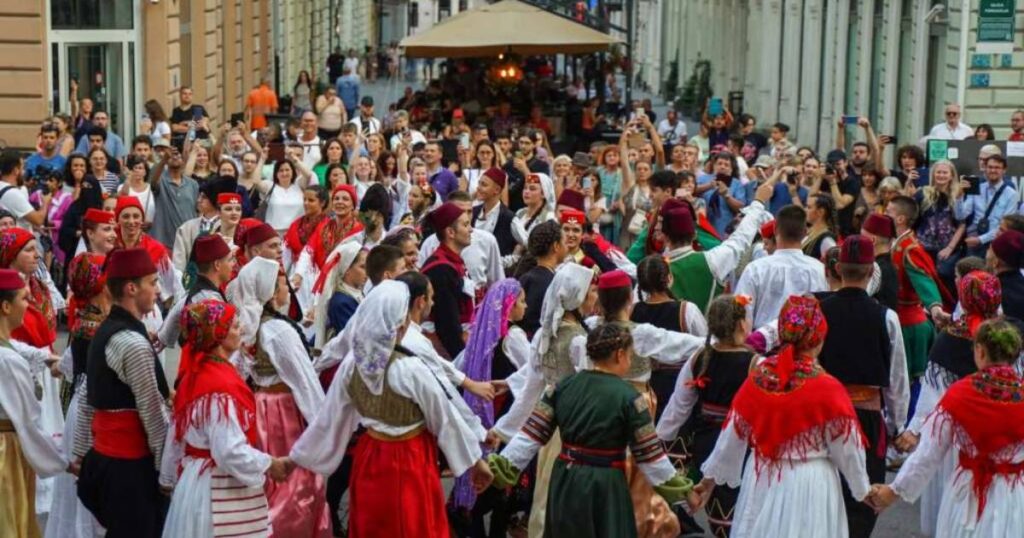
[535,172,556,214]
[314,241,364,349]
[535,263,594,357]
[345,280,410,395]
[226,256,280,345]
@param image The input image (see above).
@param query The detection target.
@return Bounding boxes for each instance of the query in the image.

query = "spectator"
[169,86,210,150]
[86,148,120,195]
[327,48,345,84]
[296,111,322,169]
[292,70,313,115]
[149,147,200,248]
[143,99,172,145]
[817,149,861,236]
[119,155,156,222]
[657,109,688,149]
[245,78,279,130]
[314,86,346,140]
[928,103,973,140]
[24,124,66,180]
[972,123,995,141]
[74,111,126,163]
[339,123,368,164]
[343,48,359,75]
[349,96,381,136]
[131,135,155,165]
[893,145,928,188]
[0,150,50,230]
[1009,109,1024,141]
[736,113,768,164]
[955,153,1017,257]
[336,67,361,121]
[914,160,964,288]
[69,78,93,140]
[702,151,748,236]
[423,142,459,202]
[388,110,426,151]
[503,129,551,213]
[51,114,77,157]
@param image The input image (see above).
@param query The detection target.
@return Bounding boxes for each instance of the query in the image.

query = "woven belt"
[845,384,882,411]
[256,382,292,394]
[366,424,425,442]
[558,442,626,469]
[698,402,730,424]
[0,419,13,432]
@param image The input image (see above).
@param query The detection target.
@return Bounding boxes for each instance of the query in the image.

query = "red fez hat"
[662,207,695,239]
[115,196,145,219]
[84,208,116,226]
[993,230,1024,269]
[840,235,875,265]
[106,248,158,279]
[192,235,232,264]
[245,223,278,248]
[482,167,507,189]
[0,268,25,291]
[557,189,586,212]
[333,184,359,206]
[597,269,632,290]
[760,220,776,240]
[862,213,896,239]
[429,202,464,236]
[560,209,587,226]
[660,197,686,214]
[217,192,242,206]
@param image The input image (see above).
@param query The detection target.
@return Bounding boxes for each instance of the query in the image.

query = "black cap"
[360,96,374,107]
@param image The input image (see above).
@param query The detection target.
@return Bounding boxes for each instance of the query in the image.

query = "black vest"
[927,331,975,384]
[86,305,169,410]
[185,274,225,304]
[472,203,517,257]
[1000,270,1024,322]
[694,349,755,407]
[874,253,899,311]
[818,287,892,386]
[631,301,685,333]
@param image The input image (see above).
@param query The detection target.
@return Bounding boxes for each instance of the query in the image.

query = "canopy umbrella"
[400,0,622,58]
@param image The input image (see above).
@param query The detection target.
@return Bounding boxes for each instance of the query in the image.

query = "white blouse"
[0,347,66,477]
[249,319,325,424]
[264,182,305,232]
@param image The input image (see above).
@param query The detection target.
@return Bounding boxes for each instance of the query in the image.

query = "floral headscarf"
[181,299,238,353]
[67,252,106,335]
[950,271,1002,339]
[346,280,409,395]
[0,227,33,268]
[1,228,56,346]
[772,295,828,388]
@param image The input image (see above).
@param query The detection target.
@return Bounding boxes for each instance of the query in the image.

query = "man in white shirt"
[0,151,50,231]
[735,204,830,327]
[927,103,974,140]
[296,111,322,168]
[388,110,427,151]
[657,109,688,148]
[348,96,381,136]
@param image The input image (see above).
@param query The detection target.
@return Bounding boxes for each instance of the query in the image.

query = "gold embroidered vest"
[540,321,587,386]
[348,350,425,427]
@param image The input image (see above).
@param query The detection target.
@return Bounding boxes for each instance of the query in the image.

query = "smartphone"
[634,107,644,118]
[628,131,645,149]
[582,177,592,190]
[842,115,858,125]
[883,135,897,145]
[709,97,724,117]
[964,175,981,195]
[229,112,245,126]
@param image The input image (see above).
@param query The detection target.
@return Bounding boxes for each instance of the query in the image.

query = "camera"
[787,172,799,184]
[825,164,836,176]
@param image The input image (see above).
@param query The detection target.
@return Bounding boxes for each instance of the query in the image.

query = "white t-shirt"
[264,181,305,232]
[126,183,156,223]
[297,135,322,169]
[343,57,360,75]
[150,121,171,145]
[657,119,687,146]
[0,184,35,230]
[927,121,974,141]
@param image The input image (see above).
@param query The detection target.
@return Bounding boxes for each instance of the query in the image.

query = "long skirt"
[45,389,103,538]
[348,429,448,538]
[527,429,561,537]
[0,431,40,538]
[254,391,331,538]
[843,408,886,538]
[36,368,64,516]
[731,456,849,538]
[933,467,1024,538]
[163,457,270,538]
[627,385,680,538]
[546,458,635,538]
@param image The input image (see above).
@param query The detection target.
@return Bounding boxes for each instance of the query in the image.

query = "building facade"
[0,0,378,150]
[659,0,1024,152]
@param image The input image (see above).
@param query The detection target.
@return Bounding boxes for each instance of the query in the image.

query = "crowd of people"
[1,59,1024,538]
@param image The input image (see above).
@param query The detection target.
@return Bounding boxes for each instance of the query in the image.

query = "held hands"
[931,305,952,329]
[688,477,715,514]
[470,458,495,493]
[463,378,496,401]
[267,457,296,482]
[894,431,920,453]
[865,484,899,513]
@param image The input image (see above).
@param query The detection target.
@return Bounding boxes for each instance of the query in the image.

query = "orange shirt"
[246,84,278,129]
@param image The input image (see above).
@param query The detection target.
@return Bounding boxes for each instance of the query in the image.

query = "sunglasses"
[946,111,959,117]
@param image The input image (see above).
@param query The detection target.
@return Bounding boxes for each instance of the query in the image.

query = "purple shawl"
[452,278,522,510]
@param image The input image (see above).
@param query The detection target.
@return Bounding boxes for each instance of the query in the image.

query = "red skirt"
[348,429,448,538]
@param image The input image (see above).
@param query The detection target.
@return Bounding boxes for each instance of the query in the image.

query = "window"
[180,0,192,89]
[409,2,420,28]
[51,0,133,30]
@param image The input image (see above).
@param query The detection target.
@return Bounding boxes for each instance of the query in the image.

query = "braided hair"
[586,323,634,363]
[637,255,671,296]
[513,220,563,278]
[823,246,842,283]
[692,294,750,380]
[975,319,1023,365]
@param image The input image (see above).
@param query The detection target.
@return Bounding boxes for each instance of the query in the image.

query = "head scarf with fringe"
[345,280,409,395]
[312,241,364,348]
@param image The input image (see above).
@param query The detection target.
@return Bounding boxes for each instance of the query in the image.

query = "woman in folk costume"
[291,184,363,312]
[488,322,697,537]
[0,268,67,538]
[511,172,557,249]
[897,270,1003,536]
[77,207,118,256]
[225,256,330,537]
[310,241,366,352]
[288,280,491,538]
[656,294,756,538]
[872,319,1024,537]
[45,252,108,538]
[491,262,599,537]
[450,278,531,536]
[160,299,292,538]
[0,227,65,517]
[590,269,708,537]
[696,295,871,538]
[283,185,328,278]
[114,196,183,347]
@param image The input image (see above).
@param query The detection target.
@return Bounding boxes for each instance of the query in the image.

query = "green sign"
[928,140,949,162]
[978,0,1016,43]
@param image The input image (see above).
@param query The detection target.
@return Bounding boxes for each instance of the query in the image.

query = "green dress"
[526,370,668,538]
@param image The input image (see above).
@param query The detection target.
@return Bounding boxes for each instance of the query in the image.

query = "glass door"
[52,39,136,142]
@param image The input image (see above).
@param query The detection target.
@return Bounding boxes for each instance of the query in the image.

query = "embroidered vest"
[612,320,651,380]
[348,350,425,427]
[540,321,586,386]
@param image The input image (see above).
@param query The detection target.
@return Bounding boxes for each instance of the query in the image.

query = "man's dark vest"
[818,287,892,387]
[87,305,169,410]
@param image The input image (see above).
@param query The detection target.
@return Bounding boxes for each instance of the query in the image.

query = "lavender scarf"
[452,278,522,510]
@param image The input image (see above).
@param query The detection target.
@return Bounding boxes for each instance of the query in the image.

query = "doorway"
[51,38,138,142]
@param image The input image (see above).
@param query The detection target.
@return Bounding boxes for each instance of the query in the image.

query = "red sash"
[92,410,150,459]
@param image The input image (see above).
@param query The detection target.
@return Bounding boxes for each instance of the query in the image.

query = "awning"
[400,0,621,58]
